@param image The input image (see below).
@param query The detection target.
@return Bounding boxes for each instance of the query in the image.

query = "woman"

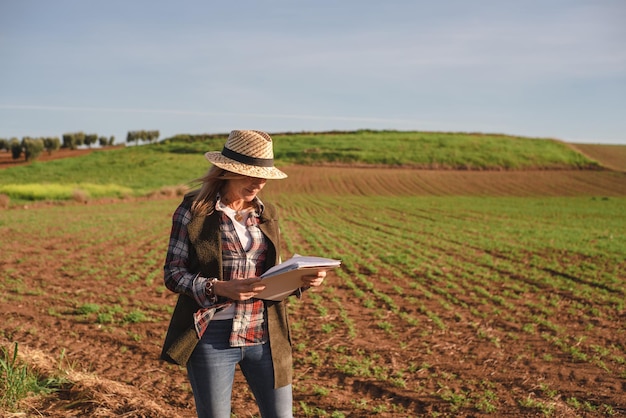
[160,130,326,418]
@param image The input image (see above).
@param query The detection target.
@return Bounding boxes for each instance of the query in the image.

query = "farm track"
[1,168,626,417]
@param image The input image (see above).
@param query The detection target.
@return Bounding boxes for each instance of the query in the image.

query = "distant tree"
[51,136,61,151]
[108,135,115,146]
[9,138,22,159]
[43,137,61,155]
[142,130,151,144]
[63,133,78,149]
[0,138,8,151]
[74,132,85,148]
[84,133,98,148]
[62,133,75,149]
[98,136,108,147]
[62,132,87,149]
[149,130,160,143]
[127,131,139,146]
[126,130,159,145]
[23,137,44,161]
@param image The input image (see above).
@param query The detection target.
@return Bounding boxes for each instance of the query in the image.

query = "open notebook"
[254,254,342,301]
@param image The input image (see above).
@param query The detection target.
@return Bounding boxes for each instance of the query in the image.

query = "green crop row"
[1,193,624,415]
[278,194,625,414]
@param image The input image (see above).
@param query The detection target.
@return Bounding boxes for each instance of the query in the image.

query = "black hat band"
[221,146,274,167]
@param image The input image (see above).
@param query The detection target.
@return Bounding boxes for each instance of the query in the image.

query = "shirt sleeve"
[163,203,216,308]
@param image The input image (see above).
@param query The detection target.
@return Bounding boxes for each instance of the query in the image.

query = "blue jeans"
[187,319,293,418]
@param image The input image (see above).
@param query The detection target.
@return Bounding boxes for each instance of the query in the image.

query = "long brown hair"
[188,166,253,216]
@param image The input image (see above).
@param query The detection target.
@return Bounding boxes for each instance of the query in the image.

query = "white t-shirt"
[216,199,253,250]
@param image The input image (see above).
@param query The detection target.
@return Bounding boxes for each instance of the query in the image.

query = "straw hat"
[204,130,287,179]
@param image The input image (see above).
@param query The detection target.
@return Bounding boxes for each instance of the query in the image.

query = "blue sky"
[1,0,625,144]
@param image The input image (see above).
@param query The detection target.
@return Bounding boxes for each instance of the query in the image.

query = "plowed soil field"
[1,157,626,416]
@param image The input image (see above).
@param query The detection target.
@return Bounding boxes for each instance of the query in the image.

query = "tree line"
[62,132,116,150]
[126,130,160,145]
[0,129,159,162]
[0,137,63,162]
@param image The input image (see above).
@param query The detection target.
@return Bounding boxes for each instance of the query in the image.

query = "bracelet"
[205,278,219,304]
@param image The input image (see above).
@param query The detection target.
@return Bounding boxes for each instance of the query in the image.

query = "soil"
[1,146,625,417]
[568,143,626,172]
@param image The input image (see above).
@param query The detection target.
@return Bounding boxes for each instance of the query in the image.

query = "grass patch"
[0,130,603,202]
[160,130,598,169]
[0,343,61,411]
[271,130,597,169]
[0,183,133,201]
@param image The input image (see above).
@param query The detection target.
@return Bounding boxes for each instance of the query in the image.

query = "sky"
[1,0,625,145]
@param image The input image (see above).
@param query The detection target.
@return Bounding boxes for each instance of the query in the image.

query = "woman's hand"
[214,277,266,301]
[301,270,327,287]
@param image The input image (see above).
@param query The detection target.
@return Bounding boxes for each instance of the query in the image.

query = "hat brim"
[205,152,288,179]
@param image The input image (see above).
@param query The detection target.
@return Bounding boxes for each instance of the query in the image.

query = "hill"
[163,130,601,169]
[568,143,626,172]
[1,130,625,203]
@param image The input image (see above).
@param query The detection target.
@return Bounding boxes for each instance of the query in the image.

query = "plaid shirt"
[164,198,269,347]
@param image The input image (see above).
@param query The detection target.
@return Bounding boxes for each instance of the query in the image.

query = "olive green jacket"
[160,199,293,388]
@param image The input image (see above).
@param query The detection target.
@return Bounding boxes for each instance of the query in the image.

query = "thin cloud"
[0,104,421,125]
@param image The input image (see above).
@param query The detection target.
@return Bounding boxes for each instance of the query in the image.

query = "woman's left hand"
[301,270,327,287]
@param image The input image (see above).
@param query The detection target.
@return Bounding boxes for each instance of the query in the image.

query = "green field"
[0,130,604,203]
[164,130,599,168]
[2,187,625,416]
[1,131,625,416]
